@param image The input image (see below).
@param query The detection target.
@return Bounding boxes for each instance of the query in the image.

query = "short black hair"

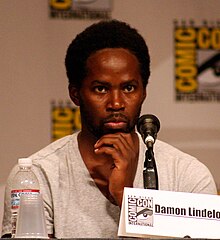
[65,19,150,89]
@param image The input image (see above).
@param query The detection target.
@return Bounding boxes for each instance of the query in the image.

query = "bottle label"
[11,189,40,210]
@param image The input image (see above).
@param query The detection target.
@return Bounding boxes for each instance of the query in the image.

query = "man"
[2,20,217,238]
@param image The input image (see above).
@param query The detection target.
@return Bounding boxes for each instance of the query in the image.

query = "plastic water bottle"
[11,158,40,238]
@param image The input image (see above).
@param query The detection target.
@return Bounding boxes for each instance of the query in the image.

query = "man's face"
[73,48,147,138]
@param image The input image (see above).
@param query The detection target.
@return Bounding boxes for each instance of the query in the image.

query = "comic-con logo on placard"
[128,195,154,227]
[51,101,81,142]
[49,0,112,20]
[174,20,220,102]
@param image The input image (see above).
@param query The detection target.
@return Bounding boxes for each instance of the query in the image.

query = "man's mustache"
[103,113,128,123]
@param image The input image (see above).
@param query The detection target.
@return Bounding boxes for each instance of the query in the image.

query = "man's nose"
[106,90,125,111]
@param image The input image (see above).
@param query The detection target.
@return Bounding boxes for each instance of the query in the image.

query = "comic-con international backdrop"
[175,20,220,102]
[49,0,112,19]
[1,2,220,234]
[51,101,81,141]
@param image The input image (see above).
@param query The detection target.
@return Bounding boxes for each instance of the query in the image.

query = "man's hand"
[94,132,139,207]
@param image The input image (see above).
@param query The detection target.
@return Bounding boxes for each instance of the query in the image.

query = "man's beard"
[79,104,142,139]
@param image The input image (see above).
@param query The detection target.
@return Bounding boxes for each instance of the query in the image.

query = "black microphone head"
[137,114,160,144]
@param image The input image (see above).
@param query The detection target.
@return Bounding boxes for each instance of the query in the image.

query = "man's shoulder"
[155,139,196,160]
[154,139,208,172]
[29,132,79,165]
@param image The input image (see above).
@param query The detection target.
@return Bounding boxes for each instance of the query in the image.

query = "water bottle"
[11,158,40,238]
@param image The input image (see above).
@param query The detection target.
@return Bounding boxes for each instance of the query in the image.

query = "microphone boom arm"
[143,147,158,190]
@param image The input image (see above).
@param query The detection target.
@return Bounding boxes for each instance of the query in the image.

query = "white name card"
[118,187,220,239]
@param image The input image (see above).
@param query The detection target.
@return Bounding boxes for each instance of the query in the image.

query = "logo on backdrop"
[128,195,154,227]
[51,101,81,141]
[49,0,112,20]
[174,20,220,102]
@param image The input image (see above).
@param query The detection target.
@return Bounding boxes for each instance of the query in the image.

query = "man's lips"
[103,114,128,129]
[103,117,127,129]
[104,121,127,129]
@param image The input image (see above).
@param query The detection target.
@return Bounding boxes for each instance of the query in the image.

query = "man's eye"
[124,85,135,92]
[94,86,107,93]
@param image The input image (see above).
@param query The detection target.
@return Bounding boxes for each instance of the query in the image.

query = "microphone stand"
[143,147,158,190]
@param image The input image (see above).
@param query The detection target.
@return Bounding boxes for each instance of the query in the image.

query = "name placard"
[118,188,220,239]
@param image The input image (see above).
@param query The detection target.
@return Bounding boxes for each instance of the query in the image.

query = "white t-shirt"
[2,132,217,238]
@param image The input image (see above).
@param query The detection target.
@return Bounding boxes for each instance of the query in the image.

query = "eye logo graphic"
[198,52,220,91]
[136,207,154,226]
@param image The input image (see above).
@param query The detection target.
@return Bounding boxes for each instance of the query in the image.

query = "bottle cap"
[18,158,32,167]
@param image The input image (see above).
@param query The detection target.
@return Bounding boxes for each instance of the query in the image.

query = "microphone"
[137,114,160,190]
[137,114,160,149]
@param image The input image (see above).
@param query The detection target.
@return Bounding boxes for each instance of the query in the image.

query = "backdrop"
[1,0,220,232]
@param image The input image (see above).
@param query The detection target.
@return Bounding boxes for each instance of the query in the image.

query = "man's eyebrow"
[91,79,139,86]
[91,80,111,86]
[125,79,138,83]
[121,79,140,85]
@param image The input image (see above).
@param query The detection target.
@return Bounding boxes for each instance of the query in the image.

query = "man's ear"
[69,84,80,106]
[142,88,147,103]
